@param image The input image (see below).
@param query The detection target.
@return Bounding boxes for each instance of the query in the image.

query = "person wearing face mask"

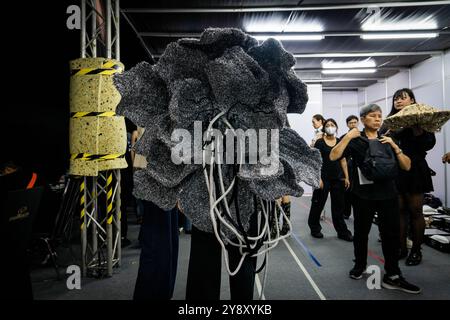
[381,88,436,266]
[308,118,353,241]
[311,114,325,147]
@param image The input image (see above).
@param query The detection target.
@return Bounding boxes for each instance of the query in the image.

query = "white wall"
[288,84,322,195]
[363,54,450,205]
[322,90,360,134]
[357,89,366,107]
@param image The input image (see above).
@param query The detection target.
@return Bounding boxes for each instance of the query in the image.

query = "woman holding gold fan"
[381,88,436,266]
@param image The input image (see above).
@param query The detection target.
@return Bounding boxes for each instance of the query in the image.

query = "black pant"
[133,201,179,300]
[308,179,350,236]
[343,187,353,218]
[186,226,257,300]
[120,168,133,239]
[352,195,401,276]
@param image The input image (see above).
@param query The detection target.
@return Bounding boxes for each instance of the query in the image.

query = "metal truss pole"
[79,0,122,277]
[80,0,120,60]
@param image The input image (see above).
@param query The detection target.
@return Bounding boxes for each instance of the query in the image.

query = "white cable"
[202,112,293,277]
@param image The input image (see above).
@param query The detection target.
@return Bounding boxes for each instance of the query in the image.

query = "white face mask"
[325,126,337,135]
[315,126,323,133]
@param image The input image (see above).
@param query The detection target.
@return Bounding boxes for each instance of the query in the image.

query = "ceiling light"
[322,58,376,69]
[361,33,438,39]
[245,16,324,33]
[362,16,437,31]
[322,69,376,74]
[253,35,324,41]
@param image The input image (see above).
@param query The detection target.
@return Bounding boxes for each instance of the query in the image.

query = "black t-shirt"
[342,131,399,200]
[314,138,343,181]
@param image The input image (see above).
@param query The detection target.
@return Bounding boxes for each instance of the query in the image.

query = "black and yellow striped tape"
[106,172,113,225]
[71,60,123,76]
[80,181,85,230]
[71,153,125,161]
[70,111,116,118]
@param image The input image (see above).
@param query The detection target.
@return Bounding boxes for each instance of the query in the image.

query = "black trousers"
[343,187,353,218]
[133,201,179,300]
[308,179,350,236]
[186,226,257,300]
[352,195,401,276]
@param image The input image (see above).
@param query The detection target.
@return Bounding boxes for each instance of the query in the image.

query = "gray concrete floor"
[31,196,450,300]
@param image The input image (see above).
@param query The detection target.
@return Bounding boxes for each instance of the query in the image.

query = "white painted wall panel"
[288,84,322,195]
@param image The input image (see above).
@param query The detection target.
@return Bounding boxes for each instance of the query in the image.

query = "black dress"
[390,128,435,194]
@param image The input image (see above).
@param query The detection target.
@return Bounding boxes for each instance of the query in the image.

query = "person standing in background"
[308,118,353,241]
[341,115,359,219]
[311,114,325,147]
[121,118,137,247]
[382,89,436,266]
[131,127,147,225]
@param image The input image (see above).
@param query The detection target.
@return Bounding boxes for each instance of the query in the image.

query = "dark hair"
[346,115,358,124]
[389,88,416,116]
[312,114,325,124]
[322,118,338,134]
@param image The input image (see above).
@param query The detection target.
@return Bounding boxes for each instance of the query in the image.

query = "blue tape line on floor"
[292,233,322,267]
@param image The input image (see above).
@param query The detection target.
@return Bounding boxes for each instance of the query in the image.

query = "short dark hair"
[312,114,325,124]
[322,118,338,134]
[346,115,358,124]
[389,88,416,116]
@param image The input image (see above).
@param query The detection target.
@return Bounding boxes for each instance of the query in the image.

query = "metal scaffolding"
[81,0,120,60]
[80,170,121,277]
[79,0,122,277]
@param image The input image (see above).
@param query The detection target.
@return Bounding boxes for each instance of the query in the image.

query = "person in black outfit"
[340,115,359,219]
[330,104,421,294]
[186,226,257,300]
[121,118,137,247]
[381,88,436,266]
[186,202,258,300]
[1,160,42,300]
[308,118,353,241]
[133,201,179,300]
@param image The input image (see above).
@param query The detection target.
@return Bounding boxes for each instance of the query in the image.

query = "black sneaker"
[311,231,324,238]
[382,275,421,294]
[349,266,366,280]
[405,251,422,266]
[338,233,353,242]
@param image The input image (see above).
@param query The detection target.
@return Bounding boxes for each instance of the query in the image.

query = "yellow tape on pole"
[69,57,127,176]
[80,181,85,230]
[106,171,113,225]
